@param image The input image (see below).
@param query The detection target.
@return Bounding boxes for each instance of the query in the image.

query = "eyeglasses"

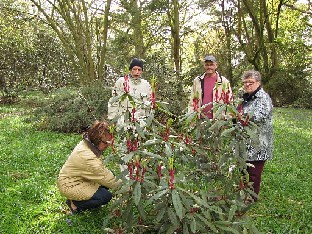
[243,81,257,85]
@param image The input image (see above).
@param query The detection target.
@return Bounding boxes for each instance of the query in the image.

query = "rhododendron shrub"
[104,80,259,234]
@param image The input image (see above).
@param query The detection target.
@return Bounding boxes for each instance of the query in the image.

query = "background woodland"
[0,0,311,132]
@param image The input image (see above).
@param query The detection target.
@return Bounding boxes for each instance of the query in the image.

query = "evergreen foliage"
[104,86,260,233]
[30,81,111,133]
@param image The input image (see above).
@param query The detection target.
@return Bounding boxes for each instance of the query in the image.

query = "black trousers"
[72,186,112,211]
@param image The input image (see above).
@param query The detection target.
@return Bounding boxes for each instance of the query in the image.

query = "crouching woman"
[57,121,121,214]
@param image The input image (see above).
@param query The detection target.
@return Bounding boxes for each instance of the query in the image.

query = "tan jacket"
[188,72,232,118]
[57,140,121,201]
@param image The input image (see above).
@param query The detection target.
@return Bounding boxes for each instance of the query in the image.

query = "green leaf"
[156,207,166,222]
[135,121,145,138]
[122,152,134,163]
[139,150,163,160]
[190,217,196,233]
[166,224,179,234]
[215,224,240,234]
[214,220,232,225]
[137,202,147,220]
[167,207,178,225]
[172,189,184,220]
[185,112,197,124]
[146,188,169,206]
[177,187,207,208]
[195,213,218,232]
[145,111,154,127]
[209,120,224,132]
[202,209,212,220]
[133,182,141,206]
[165,143,172,157]
[124,200,134,227]
[143,138,163,146]
[221,126,236,137]
[120,93,128,102]
[215,104,227,118]
[228,205,237,221]
[127,95,135,103]
[116,180,135,194]
[183,222,190,234]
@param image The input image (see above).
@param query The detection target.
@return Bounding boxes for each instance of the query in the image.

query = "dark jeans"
[247,160,266,197]
[72,186,112,211]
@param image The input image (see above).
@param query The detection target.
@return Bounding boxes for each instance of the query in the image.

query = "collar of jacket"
[82,132,103,157]
[243,86,262,104]
[198,71,222,83]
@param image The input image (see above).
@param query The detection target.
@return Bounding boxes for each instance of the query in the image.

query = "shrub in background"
[30,80,111,133]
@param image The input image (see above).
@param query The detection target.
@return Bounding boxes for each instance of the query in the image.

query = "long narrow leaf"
[167,207,178,225]
[133,182,141,206]
[195,213,218,233]
[228,205,237,221]
[172,189,184,220]
[156,207,166,222]
[190,217,196,233]
[215,224,241,234]
[146,188,169,206]
[135,121,145,138]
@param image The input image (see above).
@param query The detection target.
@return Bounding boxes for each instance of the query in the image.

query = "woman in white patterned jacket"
[240,70,273,201]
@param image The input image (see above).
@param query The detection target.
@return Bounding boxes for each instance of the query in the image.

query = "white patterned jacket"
[242,88,274,161]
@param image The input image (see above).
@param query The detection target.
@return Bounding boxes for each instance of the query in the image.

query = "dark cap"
[129,58,144,70]
[204,55,217,63]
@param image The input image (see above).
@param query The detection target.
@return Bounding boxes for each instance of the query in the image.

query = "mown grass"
[249,108,312,233]
[0,105,311,233]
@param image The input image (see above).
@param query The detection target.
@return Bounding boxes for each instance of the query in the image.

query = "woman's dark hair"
[87,121,111,146]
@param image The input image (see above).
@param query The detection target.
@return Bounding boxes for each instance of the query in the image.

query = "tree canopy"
[0,0,311,108]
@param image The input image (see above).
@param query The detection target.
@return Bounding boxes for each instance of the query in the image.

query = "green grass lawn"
[0,105,311,233]
[249,108,312,233]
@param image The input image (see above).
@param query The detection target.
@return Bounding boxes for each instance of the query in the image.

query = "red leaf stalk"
[185,135,191,145]
[127,162,133,179]
[215,89,219,102]
[140,165,146,182]
[151,91,156,109]
[131,107,136,122]
[150,76,157,109]
[220,89,225,102]
[132,140,139,151]
[123,75,130,93]
[126,138,132,153]
[225,89,232,104]
[157,163,163,178]
[192,97,199,111]
[169,168,175,189]
[135,157,141,181]
[168,158,175,189]
[163,127,169,141]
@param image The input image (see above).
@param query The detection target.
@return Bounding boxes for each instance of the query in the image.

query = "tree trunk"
[30,0,105,85]
[131,0,144,58]
[98,0,112,80]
